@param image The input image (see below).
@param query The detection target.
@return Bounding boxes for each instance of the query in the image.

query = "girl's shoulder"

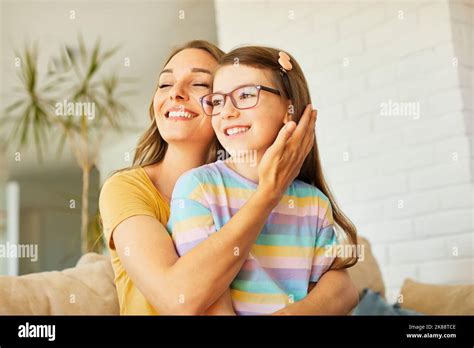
[173,162,223,196]
[177,162,222,184]
[290,180,331,203]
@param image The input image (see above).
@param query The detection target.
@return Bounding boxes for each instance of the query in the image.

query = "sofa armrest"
[0,253,119,315]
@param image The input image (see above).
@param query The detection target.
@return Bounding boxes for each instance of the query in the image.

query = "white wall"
[215,0,473,302]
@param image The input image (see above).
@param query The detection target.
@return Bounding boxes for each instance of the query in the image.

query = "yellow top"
[99,167,170,315]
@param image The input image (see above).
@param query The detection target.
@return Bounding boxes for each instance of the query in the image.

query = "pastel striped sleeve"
[166,171,216,256]
[309,198,338,282]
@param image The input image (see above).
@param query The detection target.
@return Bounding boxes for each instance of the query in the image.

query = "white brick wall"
[215,0,474,304]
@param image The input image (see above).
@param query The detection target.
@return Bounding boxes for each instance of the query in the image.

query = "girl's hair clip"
[278,51,293,72]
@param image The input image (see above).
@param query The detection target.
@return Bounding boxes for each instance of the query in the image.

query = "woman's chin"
[162,134,193,144]
[162,131,215,147]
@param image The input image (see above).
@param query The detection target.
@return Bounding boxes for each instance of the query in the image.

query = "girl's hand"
[258,104,317,202]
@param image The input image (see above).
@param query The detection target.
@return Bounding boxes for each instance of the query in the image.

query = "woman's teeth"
[226,127,250,136]
[168,111,196,118]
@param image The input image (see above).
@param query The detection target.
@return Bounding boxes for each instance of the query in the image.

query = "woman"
[99,40,359,315]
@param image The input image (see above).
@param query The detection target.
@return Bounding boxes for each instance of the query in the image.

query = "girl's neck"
[224,151,264,183]
[146,144,208,203]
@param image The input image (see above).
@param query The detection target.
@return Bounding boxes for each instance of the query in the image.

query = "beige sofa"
[0,237,472,315]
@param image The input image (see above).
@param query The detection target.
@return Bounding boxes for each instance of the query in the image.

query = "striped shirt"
[167,160,338,315]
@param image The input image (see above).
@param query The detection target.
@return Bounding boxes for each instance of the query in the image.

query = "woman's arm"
[204,289,235,315]
[272,269,359,315]
[113,106,317,315]
[202,268,358,316]
[114,188,277,315]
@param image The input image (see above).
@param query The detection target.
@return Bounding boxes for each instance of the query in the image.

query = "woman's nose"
[169,82,189,101]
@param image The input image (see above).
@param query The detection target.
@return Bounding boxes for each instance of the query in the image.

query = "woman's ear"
[283,100,294,124]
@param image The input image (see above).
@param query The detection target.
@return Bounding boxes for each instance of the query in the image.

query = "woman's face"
[211,65,289,157]
[153,48,216,147]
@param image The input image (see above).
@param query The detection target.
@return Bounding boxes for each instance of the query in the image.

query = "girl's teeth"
[168,111,195,118]
[227,127,249,135]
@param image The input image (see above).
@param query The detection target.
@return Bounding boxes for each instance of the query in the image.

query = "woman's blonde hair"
[132,40,225,168]
[217,46,358,269]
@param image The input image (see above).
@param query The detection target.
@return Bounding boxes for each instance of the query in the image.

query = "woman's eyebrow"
[160,68,173,76]
[191,68,212,74]
[159,68,211,77]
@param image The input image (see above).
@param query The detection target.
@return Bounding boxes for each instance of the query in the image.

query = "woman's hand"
[271,269,359,315]
[258,104,317,202]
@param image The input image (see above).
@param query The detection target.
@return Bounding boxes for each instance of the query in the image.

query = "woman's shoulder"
[99,166,159,206]
[102,167,148,190]
[99,167,166,247]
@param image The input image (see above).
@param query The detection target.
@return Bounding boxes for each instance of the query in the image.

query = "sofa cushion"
[0,252,119,315]
[399,278,474,315]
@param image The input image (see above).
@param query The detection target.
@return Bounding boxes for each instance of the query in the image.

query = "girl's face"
[153,48,216,147]
[211,65,289,158]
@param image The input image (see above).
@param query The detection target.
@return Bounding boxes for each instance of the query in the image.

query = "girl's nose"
[220,97,239,119]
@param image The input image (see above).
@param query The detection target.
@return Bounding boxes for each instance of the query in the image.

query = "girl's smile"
[223,124,251,137]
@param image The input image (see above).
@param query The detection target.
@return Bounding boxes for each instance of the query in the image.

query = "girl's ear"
[283,100,294,124]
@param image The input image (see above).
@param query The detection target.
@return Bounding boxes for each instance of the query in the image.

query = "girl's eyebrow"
[213,83,259,94]
[159,68,212,76]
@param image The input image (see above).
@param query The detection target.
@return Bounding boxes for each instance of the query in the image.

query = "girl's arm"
[112,107,317,315]
[272,269,359,315]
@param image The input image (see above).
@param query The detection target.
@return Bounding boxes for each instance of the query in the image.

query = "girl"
[99,40,358,315]
[167,46,358,315]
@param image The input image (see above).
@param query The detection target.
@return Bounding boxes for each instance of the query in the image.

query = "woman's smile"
[164,105,200,121]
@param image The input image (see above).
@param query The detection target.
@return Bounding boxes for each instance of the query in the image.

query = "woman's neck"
[146,144,209,203]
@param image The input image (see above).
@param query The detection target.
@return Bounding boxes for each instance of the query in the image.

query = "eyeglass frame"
[199,84,282,116]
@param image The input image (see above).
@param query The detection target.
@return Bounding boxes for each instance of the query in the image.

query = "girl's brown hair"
[217,46,358,269]
[132,40,225,168]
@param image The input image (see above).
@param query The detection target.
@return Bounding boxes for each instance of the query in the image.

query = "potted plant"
[1,36,133,254]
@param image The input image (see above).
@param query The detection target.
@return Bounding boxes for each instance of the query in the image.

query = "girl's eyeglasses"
[200,84,281,116]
